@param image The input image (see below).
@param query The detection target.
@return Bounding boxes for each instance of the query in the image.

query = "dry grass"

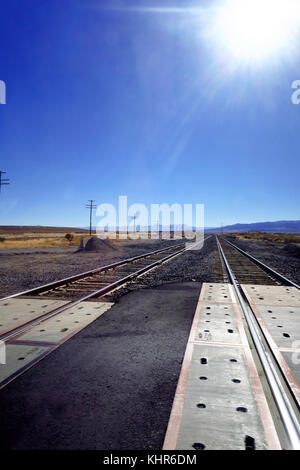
[0,229,190,249]
[0,232,87,249]
[225,231,300,245]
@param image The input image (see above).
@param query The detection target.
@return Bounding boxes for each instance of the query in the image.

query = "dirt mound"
[82,236,117,253]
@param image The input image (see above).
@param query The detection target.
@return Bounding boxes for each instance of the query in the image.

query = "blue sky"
[0,0,299,228]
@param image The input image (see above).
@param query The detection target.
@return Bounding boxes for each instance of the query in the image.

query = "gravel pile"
[227,237,300,284]
[83,236,117,253]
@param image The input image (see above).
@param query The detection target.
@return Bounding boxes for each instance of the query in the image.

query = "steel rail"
[221,237,299,289]
[0,242,185,301]
[217,236,300,450]
[0,245,186,342]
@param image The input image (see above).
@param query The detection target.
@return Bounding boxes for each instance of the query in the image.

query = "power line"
[85,200,97,236]
[0,171,10,194]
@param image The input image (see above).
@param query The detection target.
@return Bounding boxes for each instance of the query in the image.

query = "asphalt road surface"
[0,281,200,450]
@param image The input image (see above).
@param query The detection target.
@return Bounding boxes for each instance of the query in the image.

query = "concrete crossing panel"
[163,283,281,450]
[0,300,113,389]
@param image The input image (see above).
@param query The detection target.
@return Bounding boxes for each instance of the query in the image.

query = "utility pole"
[0,171,10,194]
[85,200,96,236]
[132,213,137,233]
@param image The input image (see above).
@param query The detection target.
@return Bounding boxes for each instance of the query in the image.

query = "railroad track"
[0,242,189,342]
[216,236,300,450]
[217,236,299,288]
[0,240,199,389]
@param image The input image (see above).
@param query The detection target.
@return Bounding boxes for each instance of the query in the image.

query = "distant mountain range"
[206,220,300,234]
[1,220,299,234]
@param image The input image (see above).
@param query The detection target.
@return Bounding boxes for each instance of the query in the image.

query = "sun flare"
[209,0,300,63]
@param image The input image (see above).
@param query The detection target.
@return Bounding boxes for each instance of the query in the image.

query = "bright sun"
[210,0,300,63]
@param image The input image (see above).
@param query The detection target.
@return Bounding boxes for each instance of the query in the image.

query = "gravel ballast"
[226,237,300,284]
[1,235,299,298]
[107,236,221,301]
[0,239,182,297]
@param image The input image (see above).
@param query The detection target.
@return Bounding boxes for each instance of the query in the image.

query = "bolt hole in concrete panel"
[200,358,207,364]
[11,302,112,346]
[244,285,300,307]
[232,379,241,383]
[230,359,238,363]
[192,443,205,450]
[283,333,290,338]
[1,302,114,388]
[236,407,247,413]
[197,403,206,409]
[228,329,234,333]
[199,377,208,380]
[0,299,70,334]
[245,435,255,451]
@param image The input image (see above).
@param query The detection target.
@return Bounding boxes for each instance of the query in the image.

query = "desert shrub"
[65,233,74,243]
